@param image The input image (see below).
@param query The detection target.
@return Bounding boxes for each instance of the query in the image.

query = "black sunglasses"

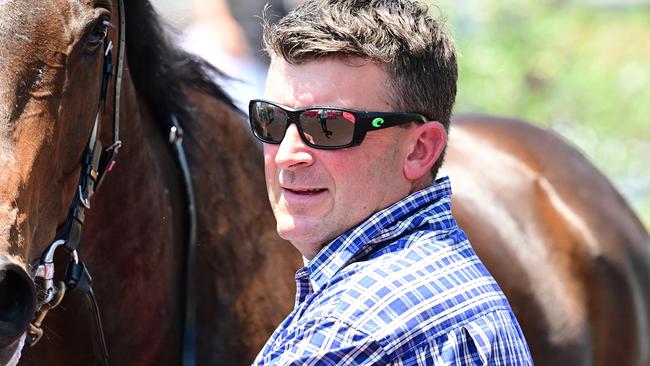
[249,99,429,150]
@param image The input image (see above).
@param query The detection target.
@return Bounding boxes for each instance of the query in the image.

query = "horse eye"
[86,19,111,52]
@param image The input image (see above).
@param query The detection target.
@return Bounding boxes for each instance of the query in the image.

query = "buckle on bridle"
[28,240,71,346]
[79,185,91,209]
[27,280,66,346]
[28,239,99,349]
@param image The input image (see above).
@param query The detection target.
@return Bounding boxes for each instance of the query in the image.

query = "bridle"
[26,0,126,361]
[25,0,199,365]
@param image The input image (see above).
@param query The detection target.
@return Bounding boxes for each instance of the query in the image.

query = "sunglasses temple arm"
[363,113,425,131]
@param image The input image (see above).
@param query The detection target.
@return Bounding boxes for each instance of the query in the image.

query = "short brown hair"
[263,0,458,178]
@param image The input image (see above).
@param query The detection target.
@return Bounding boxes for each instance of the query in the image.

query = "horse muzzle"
[0,254,37,348]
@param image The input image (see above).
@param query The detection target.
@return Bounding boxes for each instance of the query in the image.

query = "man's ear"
[403,121,447,181]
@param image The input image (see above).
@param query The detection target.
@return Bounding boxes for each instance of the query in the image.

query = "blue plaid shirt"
[253,177,533,365]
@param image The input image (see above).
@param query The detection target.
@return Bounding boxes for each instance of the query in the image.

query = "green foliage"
[433,0,650,228]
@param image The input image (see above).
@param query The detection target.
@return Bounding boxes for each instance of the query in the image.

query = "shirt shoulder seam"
[314,313,392,359]
[388,306,515,362]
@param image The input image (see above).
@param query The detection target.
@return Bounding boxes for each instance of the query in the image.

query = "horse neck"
[79,72,186,362]
[181,90,300,363]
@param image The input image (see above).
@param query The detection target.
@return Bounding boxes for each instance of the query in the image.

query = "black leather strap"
[28,2,126,363]
[168,115,198,366]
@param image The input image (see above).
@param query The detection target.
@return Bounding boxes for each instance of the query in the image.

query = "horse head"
[1,0,292,363]
[0,0,122,362]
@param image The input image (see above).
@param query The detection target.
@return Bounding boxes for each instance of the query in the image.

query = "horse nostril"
[0,262,37,348]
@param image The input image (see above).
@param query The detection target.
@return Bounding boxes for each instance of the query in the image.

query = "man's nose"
[273,124,314,169]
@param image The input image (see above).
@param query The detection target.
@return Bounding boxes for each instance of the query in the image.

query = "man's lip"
[282,187,327,193]
[280,187,328,208]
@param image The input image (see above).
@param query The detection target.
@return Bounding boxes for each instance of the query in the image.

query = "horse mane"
[123,0,239,131]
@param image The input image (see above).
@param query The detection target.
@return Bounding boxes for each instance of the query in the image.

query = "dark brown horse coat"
[446,116,650,365]
[0,0,648,365]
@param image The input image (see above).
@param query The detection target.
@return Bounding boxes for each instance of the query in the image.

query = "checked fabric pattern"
[253,177,533,365]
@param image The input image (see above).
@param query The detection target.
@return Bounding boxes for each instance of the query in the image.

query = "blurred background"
[151,0,650,229]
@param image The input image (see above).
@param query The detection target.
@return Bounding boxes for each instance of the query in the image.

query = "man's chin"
[277,224,327,260]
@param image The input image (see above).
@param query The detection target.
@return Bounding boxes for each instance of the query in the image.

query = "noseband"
[25,1,199,365]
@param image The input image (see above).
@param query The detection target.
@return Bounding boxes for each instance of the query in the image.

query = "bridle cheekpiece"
[27,0,127,363]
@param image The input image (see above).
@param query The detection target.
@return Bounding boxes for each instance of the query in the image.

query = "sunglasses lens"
[300,109,356,147]
[250,102,288,143]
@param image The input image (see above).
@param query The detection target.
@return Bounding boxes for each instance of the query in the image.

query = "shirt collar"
[306,176,455,290]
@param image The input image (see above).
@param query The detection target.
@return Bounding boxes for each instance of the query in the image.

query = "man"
[249,0,533,364]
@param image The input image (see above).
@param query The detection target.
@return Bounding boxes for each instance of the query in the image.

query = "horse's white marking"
[0,137,15,166]
[0,203,18,253]
[0,0,18,25]
[13,32,32,43]
[3,333,25,366]
[443,126,596,344]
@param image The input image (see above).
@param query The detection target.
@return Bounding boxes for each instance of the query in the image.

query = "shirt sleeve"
[255,310,533,366]
[392,309,534,366]
[254,315,390,366]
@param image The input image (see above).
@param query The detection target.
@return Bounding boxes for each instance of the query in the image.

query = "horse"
[0,0,648,365]
[1,0,299,364]
[443,115,650,365]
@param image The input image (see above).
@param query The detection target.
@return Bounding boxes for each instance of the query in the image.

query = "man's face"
[263,58,414,259]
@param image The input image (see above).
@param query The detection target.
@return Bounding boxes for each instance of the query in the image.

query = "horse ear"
[403,121,446,182]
